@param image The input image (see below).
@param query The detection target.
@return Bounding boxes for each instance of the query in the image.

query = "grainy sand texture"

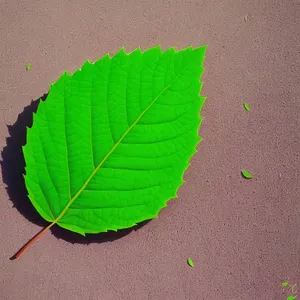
[0,1,300,299]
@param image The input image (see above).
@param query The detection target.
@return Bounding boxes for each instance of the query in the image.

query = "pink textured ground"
[0,1,300,299]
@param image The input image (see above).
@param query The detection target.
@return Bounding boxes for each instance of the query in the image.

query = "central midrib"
[51,74,179,226]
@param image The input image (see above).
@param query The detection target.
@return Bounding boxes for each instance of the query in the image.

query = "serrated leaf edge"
[23,46,207,234]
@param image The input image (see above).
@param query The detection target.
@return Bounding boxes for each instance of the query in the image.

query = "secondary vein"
[51,73,179,226]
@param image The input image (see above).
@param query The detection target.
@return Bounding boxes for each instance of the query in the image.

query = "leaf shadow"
[1,94,150,247]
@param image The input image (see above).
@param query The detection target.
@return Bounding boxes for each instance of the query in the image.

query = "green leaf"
[287,296,297,300]
[241,170,253,179]
[282,282,289,287]
[243,103,250,111]
[187,258,194,267]
[20,46,206,253]
[26,63,31,71]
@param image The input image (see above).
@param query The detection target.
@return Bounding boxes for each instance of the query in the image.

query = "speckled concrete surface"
[0,1,300,299]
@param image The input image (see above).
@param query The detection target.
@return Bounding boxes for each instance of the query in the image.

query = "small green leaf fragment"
[282,282,289,287]
[26,63,31,71]
[244,103,250,111]
[187,258,194,267]
[241,170,253,179]
[287,295,297,300]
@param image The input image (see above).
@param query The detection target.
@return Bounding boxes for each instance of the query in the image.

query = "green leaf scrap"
[282,282,289,287]
[26,63,31,71]
[287,296,297,300]
[243,103,250,111]
[16,46,207,258]
[241,170,253,179]
[187,258,194,267]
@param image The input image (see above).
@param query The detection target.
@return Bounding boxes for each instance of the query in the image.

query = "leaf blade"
[187,258,194,267]
[243,103,250,111]
[287,296,297,300]
[23,46,207,235]
[241,170,253,179]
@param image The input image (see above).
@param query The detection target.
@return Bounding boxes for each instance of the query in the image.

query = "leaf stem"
[11,222,55,260]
